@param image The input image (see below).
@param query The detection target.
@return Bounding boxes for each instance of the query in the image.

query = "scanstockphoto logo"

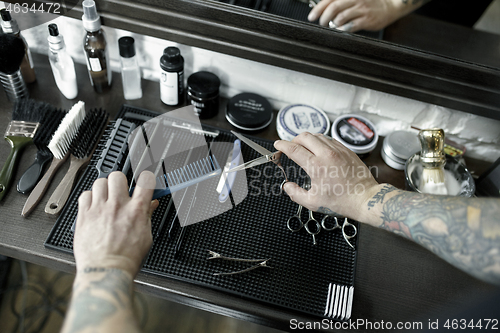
[0,1,77,30]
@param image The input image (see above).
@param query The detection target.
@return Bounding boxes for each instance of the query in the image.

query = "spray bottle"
[48,24,78,99]
[82,0,112,93]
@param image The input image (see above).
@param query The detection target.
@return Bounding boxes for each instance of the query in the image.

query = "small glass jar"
[187,71,220,119]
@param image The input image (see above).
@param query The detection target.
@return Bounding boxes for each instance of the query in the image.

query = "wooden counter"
[0,53,496,332]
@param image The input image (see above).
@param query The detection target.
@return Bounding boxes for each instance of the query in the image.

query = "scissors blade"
[225,155,270,173]
[231,130,273,156]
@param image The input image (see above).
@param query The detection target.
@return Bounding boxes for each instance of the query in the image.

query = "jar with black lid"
[187,71,220,119]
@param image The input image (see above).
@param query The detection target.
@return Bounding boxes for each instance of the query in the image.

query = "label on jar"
[160,70,179,105]
[89,57,102,72]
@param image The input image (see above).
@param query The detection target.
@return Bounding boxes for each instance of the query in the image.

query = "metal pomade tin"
[225,92,273,131]
[276,104,330,141]
[331,114,378,158]
[381,130,421,170]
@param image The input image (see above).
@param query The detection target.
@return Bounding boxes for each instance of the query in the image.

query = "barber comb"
[0,99,50,201]
[45,108,109,215]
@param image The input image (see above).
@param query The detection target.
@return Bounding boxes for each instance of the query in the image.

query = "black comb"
[96,119,136,179]
[45,109,109,215]
[17,107,66,194]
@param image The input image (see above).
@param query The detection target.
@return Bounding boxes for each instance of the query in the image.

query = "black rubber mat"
[45,105,359,320]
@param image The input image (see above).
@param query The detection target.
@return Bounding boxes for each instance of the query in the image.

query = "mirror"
[214,0,500,69]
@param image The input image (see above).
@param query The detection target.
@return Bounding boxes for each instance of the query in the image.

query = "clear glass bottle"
[0,8,36,83]
[118,37,142,100]
[48,24,78,99]
[82,0,112,93]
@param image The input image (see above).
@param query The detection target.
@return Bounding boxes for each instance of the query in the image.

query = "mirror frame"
[22,0,500,119]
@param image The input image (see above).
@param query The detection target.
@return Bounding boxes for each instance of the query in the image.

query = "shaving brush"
[418,128,447,194]
[0,33,29,101]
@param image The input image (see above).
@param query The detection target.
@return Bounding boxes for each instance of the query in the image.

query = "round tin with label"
[381,130,420,170]
[276,104,330,141]
[331,114,378,157]
[226,93,273,131]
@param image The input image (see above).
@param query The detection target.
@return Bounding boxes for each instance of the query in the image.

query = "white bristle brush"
[22,101,86,217]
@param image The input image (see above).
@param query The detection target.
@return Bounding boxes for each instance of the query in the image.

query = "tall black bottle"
[82,0,112,93]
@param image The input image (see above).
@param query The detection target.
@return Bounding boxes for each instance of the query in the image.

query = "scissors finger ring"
[321,215,340,231]
[305,210,321,245]
[287,204,303,232]
[342,217,357,249]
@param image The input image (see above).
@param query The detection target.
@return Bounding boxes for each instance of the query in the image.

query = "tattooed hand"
[308,0,430,32]
[274,132,379,220]
[74,171,159,277]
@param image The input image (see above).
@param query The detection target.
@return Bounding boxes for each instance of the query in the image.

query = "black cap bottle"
[159,47,184,106]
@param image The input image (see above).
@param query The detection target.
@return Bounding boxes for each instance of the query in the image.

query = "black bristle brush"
[0,99,49,201]
[45,108,109,215]
[17,108,66,194]
[22,101,86,217]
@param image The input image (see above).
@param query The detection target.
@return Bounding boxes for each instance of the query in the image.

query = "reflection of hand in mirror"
[308,0,430,32]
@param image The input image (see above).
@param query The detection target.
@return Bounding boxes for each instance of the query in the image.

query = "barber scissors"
[226,130,288,188]
[286,178,321,245]
[321,215,357,249]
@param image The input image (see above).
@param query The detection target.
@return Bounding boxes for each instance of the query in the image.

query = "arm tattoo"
[317,206,342,217]
[69,268,133,332]
[367,184,397,210]
[380,192,500,285]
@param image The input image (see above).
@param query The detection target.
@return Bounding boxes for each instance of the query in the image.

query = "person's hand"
[73,171,159,278]
[274,133,379,220]
[308,0,417,32]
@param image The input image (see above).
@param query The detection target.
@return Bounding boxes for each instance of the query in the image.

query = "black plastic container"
[160,47,184,106]
[187,71,220,119]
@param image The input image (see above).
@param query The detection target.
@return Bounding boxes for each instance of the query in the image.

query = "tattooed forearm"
[379,191,500,285]
[367,184,397,210]
[62,268,140,333]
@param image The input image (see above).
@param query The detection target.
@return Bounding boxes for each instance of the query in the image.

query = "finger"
[332,5,362,28]
[108,171,130,203]
[274,139,314,169]
[149,200,159,218]
[308,0,333,21]
[283,182,313,208]
[91,177,108,203]
[132,171,156,212]
[319,0,355,27]
[292,132,334,156]
[78,190,92,212]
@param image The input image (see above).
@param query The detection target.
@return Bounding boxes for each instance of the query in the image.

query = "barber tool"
[286,178,322,245]
[321,216,357,249]
[45,109,109,215]
[225,130,287,189]
[96,119,136,179]
[22,101,86,216]
[164,132,219,244]
[0,33,29,101]
[216,139,241,203]
[17,108,65,194]
[207,250,272,276]
[0,99,49,201]
[324,283,354,320]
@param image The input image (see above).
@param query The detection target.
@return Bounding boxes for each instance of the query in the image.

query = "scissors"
[286,178,321,245]
[321,215,357,249]
[226,130,288,188]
